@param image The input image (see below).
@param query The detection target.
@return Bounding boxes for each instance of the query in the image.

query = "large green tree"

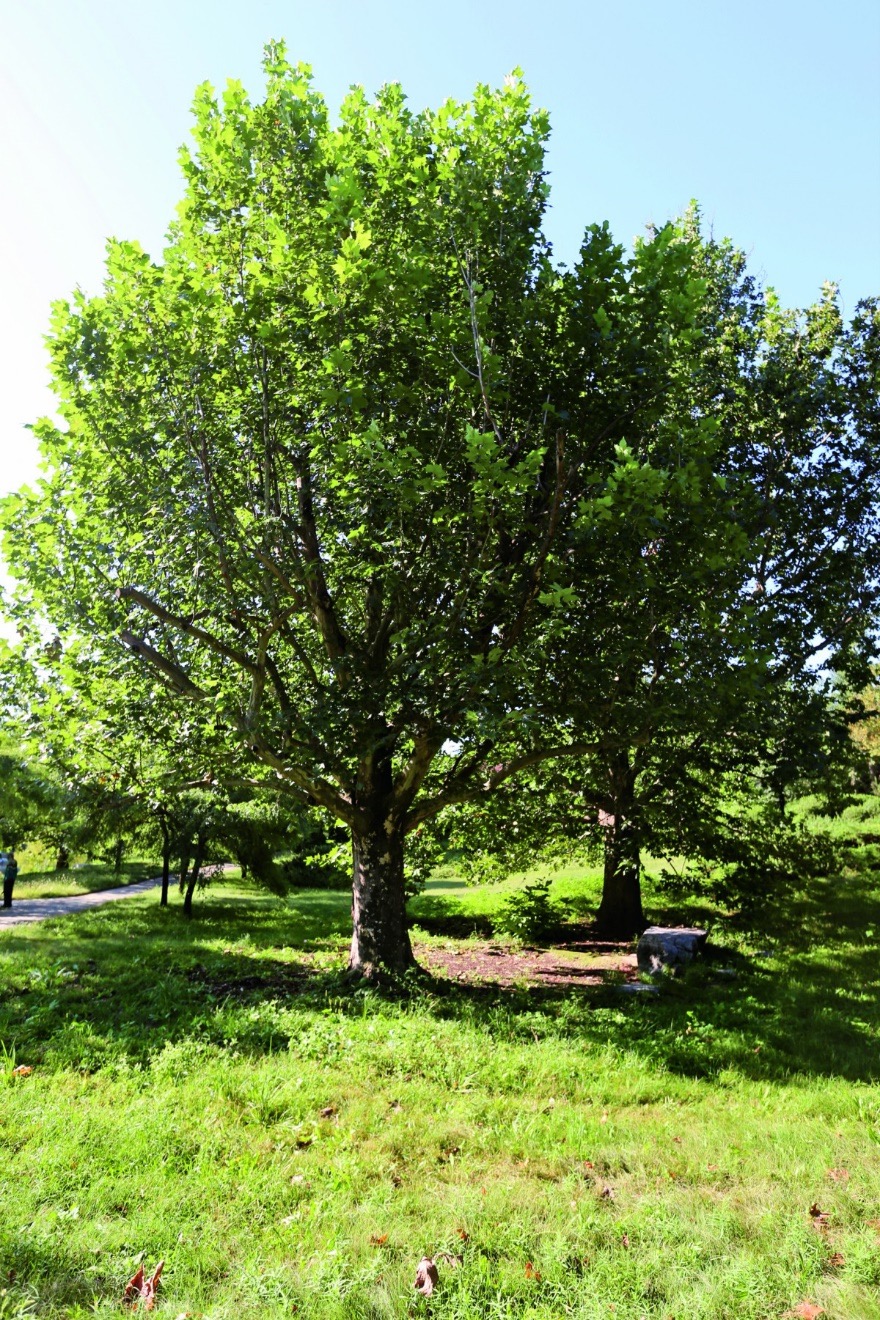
[4,48,878,967]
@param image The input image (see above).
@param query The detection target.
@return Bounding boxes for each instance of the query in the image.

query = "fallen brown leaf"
[524,1261,541,1280]
[827,1167,849,1182]
[808,1203,831,1233]
[621,1233,630,1249]
[436,1252,462,1268]
[369,1233,389,1247]
[600,1184,615,1200]
[122,1260,164,1311]
[11,1065,33,1077]
[785,1304,824,1319]
[414,1257,438,1297]
[826,1252,845,1269]
[319,1106,337,1119]
[456,1226,470,1242]
[672,1136,682,1145]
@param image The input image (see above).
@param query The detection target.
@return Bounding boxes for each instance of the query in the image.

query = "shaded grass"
[0,863,878,1318]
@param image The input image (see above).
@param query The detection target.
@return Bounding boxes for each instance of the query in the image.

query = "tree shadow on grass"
[0,871,878,1086]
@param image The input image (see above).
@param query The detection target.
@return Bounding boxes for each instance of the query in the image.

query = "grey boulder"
[636,926,707,973]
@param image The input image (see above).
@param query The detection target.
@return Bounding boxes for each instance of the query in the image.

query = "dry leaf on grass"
[414,1256,438,1297]
[599,1184,615,1200]
[621,1234,630,1249]
[827,1167,849,1182]
[319,1105,337,1119]
[456,1227,470,1242]
[369,1233,389,1247]
[826,1252,845,1269]
[785,1304,824,1319]
[524,1261,541,1281]
[122,1260,164,1311]
[11,1065,33,1077]
[808,1203,831,1233]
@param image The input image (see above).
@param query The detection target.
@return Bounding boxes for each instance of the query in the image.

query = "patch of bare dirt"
[416,937,638,989]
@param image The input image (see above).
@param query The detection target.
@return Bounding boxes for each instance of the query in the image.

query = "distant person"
[2,851,17,907]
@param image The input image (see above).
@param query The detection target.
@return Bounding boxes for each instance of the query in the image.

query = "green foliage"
[656,807,842,915]
[1,48,878,960]
[495,877,563,942]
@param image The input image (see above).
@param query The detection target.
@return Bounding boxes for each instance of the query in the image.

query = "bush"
[495,879,562,943]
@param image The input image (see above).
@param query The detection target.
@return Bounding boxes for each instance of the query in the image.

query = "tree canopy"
[3,45,879,971]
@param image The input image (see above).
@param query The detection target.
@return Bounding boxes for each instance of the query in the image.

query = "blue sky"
[1,0,878,502]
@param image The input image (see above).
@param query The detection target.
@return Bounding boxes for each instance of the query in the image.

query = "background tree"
[423,235,880,935]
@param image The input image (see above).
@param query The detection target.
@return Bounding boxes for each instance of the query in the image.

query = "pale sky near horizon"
[1,0,878,509]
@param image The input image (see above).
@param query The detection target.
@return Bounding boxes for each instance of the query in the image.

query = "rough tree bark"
[347,746,416,982]
[596,759,647,939]
[54,844,69,872]
[348,818,414,980]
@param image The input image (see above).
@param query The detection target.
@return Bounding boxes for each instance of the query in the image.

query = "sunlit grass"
[12,858,162,900]
[0,860,878,1318]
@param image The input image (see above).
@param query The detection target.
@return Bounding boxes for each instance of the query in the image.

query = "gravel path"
[0,875,162,931]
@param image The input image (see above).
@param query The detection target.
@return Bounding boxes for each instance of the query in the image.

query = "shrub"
[495,879,562,943]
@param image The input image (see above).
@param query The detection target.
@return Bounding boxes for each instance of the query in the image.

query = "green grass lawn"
[0,858,879,1319]
[12,859,162,900]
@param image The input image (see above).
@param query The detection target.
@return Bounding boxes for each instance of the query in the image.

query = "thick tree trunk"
[55,844,69,872]
[596,760,646,939]
[113,837,124,875]
[348,817,414,982]
[596,829,645,939]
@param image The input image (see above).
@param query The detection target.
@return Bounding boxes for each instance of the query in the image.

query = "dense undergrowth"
[0,843,878,1318]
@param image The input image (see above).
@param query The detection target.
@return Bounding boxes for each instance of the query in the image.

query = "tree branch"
[117,587,260,674]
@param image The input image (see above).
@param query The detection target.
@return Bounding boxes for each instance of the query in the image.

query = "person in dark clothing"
[2,851,18,907]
